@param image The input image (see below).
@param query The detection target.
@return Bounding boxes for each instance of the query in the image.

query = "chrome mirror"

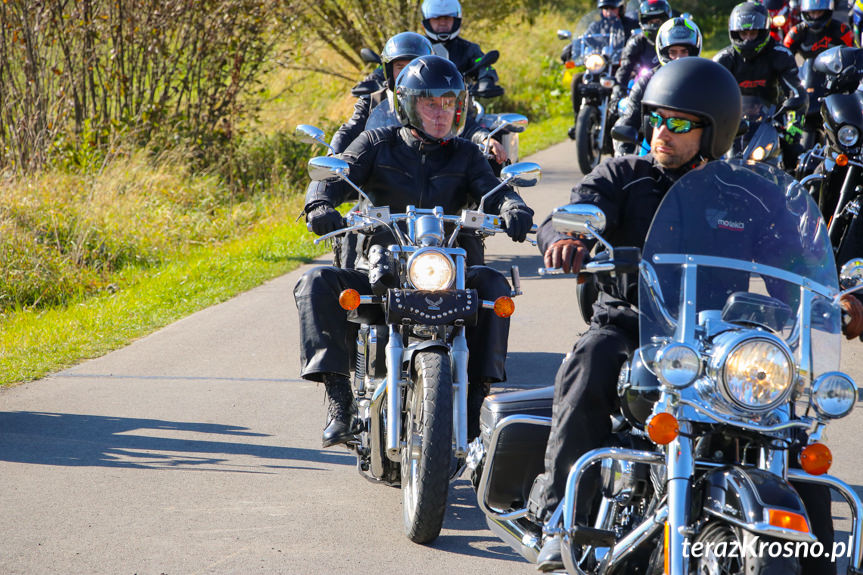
[501,162,542,187]
[552,204,607,236]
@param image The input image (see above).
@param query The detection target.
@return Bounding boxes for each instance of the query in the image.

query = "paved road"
[2,141,862,574]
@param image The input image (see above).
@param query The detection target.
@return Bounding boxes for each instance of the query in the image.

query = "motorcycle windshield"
[572,10,627,62]
[740,95,775,123]
[365,98,400,131]
[639,161,841,377]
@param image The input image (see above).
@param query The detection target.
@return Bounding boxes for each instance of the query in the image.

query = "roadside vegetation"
[0,0,730,386]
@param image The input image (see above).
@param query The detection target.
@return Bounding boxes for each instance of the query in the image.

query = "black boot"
[322,374,358,448]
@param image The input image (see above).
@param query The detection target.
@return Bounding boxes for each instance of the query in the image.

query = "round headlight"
[838,125,859,147]
[720,336,794,411]
[585,54,606,73]
[772,14,786,27]
[407,249,455,291]
[657,343,701,388]
[811,372,857,419]
[750,146,767,162]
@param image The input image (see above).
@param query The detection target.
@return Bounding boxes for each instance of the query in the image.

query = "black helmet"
[394,55,467,142]
[641,57,742,159]
[728,2,771,60]
[597,0,624,9]
[421,0,462,41]
[656,16,702,64]
[638,0,673,42]
[801,0,834,32]
[381,32,434,91]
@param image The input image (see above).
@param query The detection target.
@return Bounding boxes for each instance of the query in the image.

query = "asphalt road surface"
[2,141,862,574]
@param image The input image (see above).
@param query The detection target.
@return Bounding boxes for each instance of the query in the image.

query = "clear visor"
[398,87,467,141]
[730,12,769,31]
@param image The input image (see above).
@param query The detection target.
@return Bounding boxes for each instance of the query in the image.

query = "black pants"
[529,300,836,574]
[293,264,511,384]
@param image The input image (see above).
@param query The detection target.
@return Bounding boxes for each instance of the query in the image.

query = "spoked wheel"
[576,105,602,175]
[691,523,800,575]
[401,349,453,543]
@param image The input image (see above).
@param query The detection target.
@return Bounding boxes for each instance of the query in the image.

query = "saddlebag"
[479,386,553,511]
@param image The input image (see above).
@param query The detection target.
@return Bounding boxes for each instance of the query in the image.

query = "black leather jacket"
[431,36,500,84]
[713,39,808,112]
[537,153,696,304]
[784,19,855,60]
[615,34,658,89]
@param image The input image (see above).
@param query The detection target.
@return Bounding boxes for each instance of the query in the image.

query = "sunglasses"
[647,111,704,134]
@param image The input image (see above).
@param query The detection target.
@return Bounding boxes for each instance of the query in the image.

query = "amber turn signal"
[768,509,810,533]
[836,154,849,167]
[647,412,679,445]
[493,296,515,318]
[800,443,832,475]
[565,60,576,69]
[339,289,361,311]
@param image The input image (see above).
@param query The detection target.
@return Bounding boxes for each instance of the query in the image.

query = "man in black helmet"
[714,1,808,167]
[529,57,744,572]
[293,55,534,449]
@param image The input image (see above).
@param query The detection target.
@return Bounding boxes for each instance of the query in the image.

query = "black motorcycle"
[559,10,627,175]
[796,46,863,266]
[730,95,787,168]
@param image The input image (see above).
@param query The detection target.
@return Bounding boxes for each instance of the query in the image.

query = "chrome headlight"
[772,14,786,27]
[407,248,455,291]
[811,372,857,419]
[657,343,701,388]
[585,54,606,73]
[838,125,859,147]
[711,332,795,412]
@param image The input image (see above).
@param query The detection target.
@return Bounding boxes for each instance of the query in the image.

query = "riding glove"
[840,294,863,340]
[305,202,345,236]
[501,204,534,242]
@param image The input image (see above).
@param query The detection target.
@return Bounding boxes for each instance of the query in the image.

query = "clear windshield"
[572,9,627,63]
[639,161,841,377]
[741,95,775,123]
[365,98,400,131]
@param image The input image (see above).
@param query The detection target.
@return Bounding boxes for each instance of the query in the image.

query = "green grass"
[0,212,325,386]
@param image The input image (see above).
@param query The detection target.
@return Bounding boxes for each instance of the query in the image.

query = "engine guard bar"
[475,413,551,521]
[558,447,863,572]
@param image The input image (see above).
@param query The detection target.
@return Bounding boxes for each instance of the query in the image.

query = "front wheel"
[402,349,453,543]
[576,105,602,175]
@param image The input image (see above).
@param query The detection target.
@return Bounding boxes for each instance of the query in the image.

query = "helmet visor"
[729,9,769,31]
[399,87,467,141]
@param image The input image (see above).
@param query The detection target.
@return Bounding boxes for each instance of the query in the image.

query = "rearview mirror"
[295,124,327,146]
[552,204,607,236]
[307,156,349,182]
[611,125,638,144]
[501,162,542,187]
[840,258,863,289]
[558,30,572,41]
[496,113,529,134]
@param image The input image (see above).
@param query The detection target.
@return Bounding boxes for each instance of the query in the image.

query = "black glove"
[501,204,534,242]
[306,202,345,236]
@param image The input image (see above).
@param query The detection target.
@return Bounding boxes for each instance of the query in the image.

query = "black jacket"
[537,153,695,304]
[615,34,658,90]
[713,39,807,112]
[432,36,500,84]
[784,19,855,60]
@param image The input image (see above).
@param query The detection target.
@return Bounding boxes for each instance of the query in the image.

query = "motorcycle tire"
[576,276,598,325]
[688,522,801,575]
[402,349,453,544]
[576,105,602,176]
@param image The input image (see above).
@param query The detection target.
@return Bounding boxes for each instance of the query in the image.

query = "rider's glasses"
[417,97,457,113]
[647,111,705,134]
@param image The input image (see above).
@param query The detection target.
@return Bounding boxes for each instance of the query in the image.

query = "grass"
[0,203,325,386]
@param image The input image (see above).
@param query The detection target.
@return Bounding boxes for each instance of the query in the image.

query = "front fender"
[698,466,817,543]
[404,340,450,375]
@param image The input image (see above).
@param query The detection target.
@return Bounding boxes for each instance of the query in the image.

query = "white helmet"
[421,0,463,41]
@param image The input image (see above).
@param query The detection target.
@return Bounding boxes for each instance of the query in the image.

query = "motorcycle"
[796,45,863,266]
[296,124,541,543]
[470,159,863,573]
[767,0,801,44]
[558,10,627,175]
[730,95,788,168]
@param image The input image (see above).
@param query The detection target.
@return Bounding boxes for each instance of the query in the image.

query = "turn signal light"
[647,412,679,445]
[565,60,576,69]
[339,289,361,311]
[836,154,849,167]
[493,296,515,318]
[800,443,832,475]
[768,509,810,533]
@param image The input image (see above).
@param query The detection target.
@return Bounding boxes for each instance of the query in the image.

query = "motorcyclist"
[853,0,863,43]
[293,55,534,448]
[784,0,855,60]
[420,0,502,96]
[564,0,639,139]
[611,0,673,110]
[612,16,702,156]
[714,1,808,168]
